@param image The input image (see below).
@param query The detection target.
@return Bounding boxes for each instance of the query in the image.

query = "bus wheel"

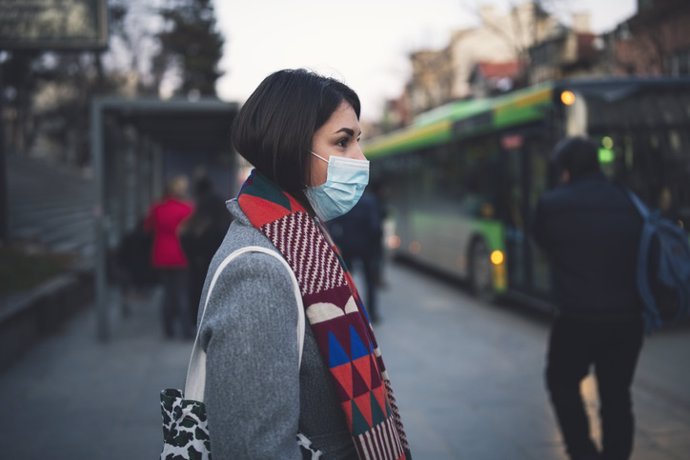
[469,239,494,301]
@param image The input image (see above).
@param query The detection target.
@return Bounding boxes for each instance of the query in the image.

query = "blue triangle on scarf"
[328,331,350,367]
[349,325,369,360]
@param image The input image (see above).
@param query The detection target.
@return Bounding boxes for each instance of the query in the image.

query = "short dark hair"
[551,136,600,179]
[231,69,361,196]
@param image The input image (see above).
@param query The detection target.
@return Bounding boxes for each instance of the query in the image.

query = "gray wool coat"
[196,199,357,459]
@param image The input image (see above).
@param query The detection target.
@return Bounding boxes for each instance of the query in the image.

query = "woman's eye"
[336,138,349,148]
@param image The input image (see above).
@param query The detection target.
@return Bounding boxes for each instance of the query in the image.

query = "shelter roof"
[94,97,239,152]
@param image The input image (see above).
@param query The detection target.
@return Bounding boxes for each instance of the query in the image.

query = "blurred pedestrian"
[328,190,383,323]
[533,137,645,460]
[180,175,232,329]
[117,217,157,291]
[114,216,157,314]
[370,180,390,288]
[194,69,410,458]
[145,175,194,338]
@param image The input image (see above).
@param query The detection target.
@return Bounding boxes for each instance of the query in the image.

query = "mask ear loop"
[302,151,329,190]
[310,151,329,163]
[304,152,327,221]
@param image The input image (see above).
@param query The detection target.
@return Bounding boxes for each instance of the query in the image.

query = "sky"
[213,0,637,121]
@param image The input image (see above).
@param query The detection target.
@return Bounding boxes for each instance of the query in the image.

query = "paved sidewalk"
[0,289,189,459]
[0,264,688,459]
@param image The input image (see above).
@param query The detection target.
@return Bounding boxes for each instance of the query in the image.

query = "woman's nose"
[353,144,366,161]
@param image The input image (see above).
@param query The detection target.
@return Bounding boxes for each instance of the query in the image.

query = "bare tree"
[105,0,165,96]
[458,0,568,57]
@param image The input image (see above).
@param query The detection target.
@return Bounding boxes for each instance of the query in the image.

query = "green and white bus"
[365,77,690,307]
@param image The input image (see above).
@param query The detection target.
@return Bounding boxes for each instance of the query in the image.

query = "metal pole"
[0,62,8,244]
[153,143,164,198]
[91,99,109,341]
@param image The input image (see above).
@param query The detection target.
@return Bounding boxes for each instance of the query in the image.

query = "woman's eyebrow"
[333,127,361,137]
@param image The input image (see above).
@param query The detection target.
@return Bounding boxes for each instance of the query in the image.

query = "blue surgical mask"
[305,151,369,222]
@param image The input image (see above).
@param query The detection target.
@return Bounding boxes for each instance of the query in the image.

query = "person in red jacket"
[145,175,194,338]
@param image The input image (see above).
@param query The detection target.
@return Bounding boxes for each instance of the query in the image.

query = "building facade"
[403,1,560,118]
[613,0,690,76]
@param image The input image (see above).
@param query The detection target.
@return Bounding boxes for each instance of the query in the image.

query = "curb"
[0,270,94,372]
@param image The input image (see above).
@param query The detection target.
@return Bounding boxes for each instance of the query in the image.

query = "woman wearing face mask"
[194,69,411,459]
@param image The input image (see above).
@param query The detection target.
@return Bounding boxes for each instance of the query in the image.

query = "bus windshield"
[585,86,690,230]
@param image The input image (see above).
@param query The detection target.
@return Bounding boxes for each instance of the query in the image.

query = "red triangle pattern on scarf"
[330,363,353,401]
[353,356,372,389]
[352,364,370,398]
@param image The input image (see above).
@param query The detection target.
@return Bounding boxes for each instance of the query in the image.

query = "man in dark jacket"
[533,137,645,460]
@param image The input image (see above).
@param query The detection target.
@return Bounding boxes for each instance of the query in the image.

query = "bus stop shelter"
[90,97,240,340]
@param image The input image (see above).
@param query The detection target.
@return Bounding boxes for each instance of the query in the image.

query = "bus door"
[501,130,551,297]
[524,135,552,298]
[501,133,530,292]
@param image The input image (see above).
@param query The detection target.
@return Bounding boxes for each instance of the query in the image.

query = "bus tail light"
[490,250,505,266]
[560,90,576,106]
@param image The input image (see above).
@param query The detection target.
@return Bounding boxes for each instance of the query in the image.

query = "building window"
[667,49,690,76]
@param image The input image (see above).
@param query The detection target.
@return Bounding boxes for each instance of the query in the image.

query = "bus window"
[455,136,502,219]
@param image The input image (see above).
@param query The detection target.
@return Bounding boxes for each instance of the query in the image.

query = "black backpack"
[627,190,690,332]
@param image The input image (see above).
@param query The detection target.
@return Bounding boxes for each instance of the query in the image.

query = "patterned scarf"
[237,170,411,460]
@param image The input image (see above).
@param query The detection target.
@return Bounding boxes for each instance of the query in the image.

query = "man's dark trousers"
[546,315,644,460]
[342,253,379,321]
[159,269,192,338]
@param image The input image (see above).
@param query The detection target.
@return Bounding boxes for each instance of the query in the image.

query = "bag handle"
[184,245,305,402]
[625,188,650,220]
